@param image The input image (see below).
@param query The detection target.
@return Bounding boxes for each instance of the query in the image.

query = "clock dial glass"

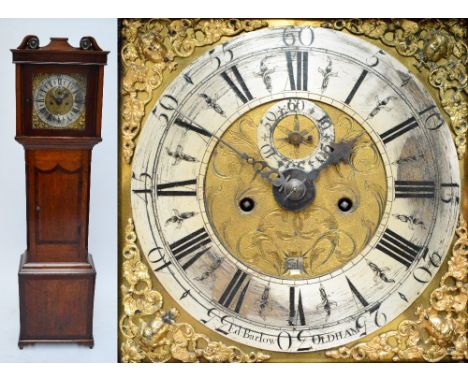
[131,27,460,353]
[32,73,86,130]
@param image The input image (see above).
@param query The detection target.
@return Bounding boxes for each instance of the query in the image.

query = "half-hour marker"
[288,287,306,326]
[164,227,212,271]
[379,116,418,144]
[376,228,421,268]
[316,284,337,317]
[344,69,368,104]
[398,292,408,302]
[220,65,253,104]
[218,269,250,313]
[395,180,435,199]
[157,179,197,196]
[174,118,212,138]
[285,51,308,91]
[346,276,369,307]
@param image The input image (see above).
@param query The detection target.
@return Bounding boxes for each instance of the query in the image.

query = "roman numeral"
[288,287,306,326]
[285,51,308,91]
[346,276,369,307]
[220,65,253,104]
[376,228,421,268]
[380,116,419,144]
[156,228,211,272]
[344,70,368,104]
[395,180,435,199]
[156,179,196,196]
[218,269,250,313]
[174,118,212,138]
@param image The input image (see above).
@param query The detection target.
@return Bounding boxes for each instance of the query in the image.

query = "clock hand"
[293,113,300,132]
[176,117,286,187]
[307,136,358,182]
[207,131,286,187]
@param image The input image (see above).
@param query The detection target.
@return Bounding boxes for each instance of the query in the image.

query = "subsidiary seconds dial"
[257,98,335,172]
[131,26,460,353]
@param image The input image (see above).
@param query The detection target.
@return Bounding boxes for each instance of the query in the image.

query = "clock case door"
[12,36,108,348]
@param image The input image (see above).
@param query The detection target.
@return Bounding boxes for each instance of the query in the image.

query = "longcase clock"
[12,35,108,348]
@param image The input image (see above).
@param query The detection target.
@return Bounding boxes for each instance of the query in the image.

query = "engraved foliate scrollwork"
[119,219,270,363]
[326,215,468,362]
[120,18,267,163]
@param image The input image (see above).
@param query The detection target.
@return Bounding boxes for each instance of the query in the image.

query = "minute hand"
[174,118,285,187]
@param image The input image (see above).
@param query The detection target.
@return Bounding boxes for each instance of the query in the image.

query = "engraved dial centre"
[204,100,388,279]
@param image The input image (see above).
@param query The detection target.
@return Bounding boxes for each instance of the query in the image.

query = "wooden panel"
[26,150,90,262]
[36,164,82,243]
[19,258,95,344]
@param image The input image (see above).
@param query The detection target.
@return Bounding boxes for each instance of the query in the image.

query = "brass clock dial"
[131,27,460,353]
[32,73,86,130]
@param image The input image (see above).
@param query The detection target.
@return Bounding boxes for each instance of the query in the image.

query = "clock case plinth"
[12,36,108,349]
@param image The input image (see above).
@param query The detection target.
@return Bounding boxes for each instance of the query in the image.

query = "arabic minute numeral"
[296,330,313,352]
[356,303,387,336]
[441,182,459,203]
[153,94,178,123]
[413,266,433,283]
[200,308,232,336]
[211,47,234,69]
[282,26,314,47]
[277,331,293,351]
[419,105,444,130]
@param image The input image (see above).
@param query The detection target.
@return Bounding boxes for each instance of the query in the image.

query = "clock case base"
[18,253,96,349]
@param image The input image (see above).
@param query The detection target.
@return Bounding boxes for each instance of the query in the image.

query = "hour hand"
[325,136,358,165]
[308,136,358,181]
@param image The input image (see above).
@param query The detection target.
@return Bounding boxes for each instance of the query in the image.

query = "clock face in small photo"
[32,73,86,130]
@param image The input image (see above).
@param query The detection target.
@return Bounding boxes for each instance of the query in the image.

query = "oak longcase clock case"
[12,35,108,348]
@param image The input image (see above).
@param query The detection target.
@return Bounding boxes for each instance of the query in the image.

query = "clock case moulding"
[12,36,108,348]
[117,18,468,363]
